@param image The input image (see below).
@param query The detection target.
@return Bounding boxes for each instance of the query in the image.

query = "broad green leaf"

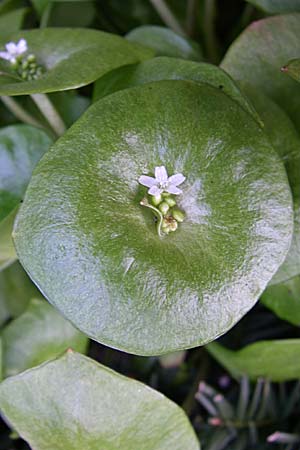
[0,0,24,16]
[1,298,88,377]
[41,1,96,28]
[0,351,200,450]
[206,340,300,381]
[221,13,300,130]
[93,57,261,124]
[126,25,203,61]
[0,261,40,319]
[30,0,91,18]
[0,8,28,35]
[282,58,300,83]
[0,206,17,271]
[0,124,52,269]
[246,0,300,13]
[261,275,300,326]
[0,28,154,96]
[240,84,300,284]
[14,81,293,355]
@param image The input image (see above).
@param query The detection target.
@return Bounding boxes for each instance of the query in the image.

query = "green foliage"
[282,58,300,83]
[0,351,200,450]
[0,28,154,96]
[1,298,88,377]
[14,80,292,355]
[0,7,28,35]
[126,25,203,60]
[246,0,300,14]
[207,340,300,381]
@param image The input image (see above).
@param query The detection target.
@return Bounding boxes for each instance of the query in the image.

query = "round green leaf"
[221,13,300,130]
[246,0,300,13]
[207,340,300,381]
[14,81,293,355]
[0,28,154,96]
[0,351,200,450]
[240,84,300,284]
[93,56,261,124]
[1,298,88,377]
[126,25,203,61]
[261,275,300,326]
[0,261,41,320]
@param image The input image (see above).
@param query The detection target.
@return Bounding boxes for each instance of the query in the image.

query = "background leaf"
[261,275,300,326]
[14,80,293,355]
[1,298,88,377]
[0,28,154,96]
[221,13,300,130]
[93,56,261,124]
[246,0,300,14]
[0,351,200,450]
[0,7,28,35]
[207,340,300,381]
[126,25,203,61]
[282,58,300,83]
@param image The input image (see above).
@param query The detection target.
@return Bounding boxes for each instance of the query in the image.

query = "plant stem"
[148,0,186,36]
[185,0,197,37]
[203,0,219,63]
[31,93,66,137]
[1,95,44,129]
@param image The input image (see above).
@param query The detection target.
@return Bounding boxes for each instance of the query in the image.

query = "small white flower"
[0,39,27,64]
[139,166,186,196]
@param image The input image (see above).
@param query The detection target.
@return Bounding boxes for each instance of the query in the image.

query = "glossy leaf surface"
[240,84,300,284]
[207,340,300,381]
[261,276,300,326]
[14,81,293,355]
[0,351,200,450]
[0,28,154,96]
[126,25,203,61]
[246,0,300,13]
[222,14,300,130]
[93,57,260,124]
[1,298,88,377]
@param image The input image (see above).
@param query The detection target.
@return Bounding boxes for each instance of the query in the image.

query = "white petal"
[0,51,11,60]
[149,185,162,196]
[155,166,168,182]
[166,185,182,195]
[138,175,157,188]
[168,173,186,186]
[17,39,27,54]
[6,42,17,54]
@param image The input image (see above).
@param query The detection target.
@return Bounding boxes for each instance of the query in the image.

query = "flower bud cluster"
[13,53,44,81]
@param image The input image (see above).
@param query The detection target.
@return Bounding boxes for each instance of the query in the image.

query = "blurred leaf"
[246,0,300,14]
[282,58,300,83]
[1,298,88,377]
[0,8,28,35]
[14,81,293,355]
[0,261,41,319]
[0,206,17,271]
[207,340,300,381]
[0,351,200,449]
[40,1,96,28]
[261,276,300,326]
[222,13,300,130]
[93,56,261,124]
[0,124,52,270]
[126,25,203,61]
[0,28,154,96]
[240,84,300,284]
[0,0,24,16]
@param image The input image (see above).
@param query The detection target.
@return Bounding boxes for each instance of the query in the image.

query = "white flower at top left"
[0,39,27,64]
[139,166,186,196]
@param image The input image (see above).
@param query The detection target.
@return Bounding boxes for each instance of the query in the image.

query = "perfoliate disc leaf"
[0,28,154,95]
[14,81,293,355]
[0,351,200,450]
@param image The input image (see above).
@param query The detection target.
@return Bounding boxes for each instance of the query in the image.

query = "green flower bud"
[165,196,176,207]
[162,192,171,198]
[22,60,29,69]
[151,194,162,206]
[172,208,185,223]
[27,54,36,62]
[159,202,170,215]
